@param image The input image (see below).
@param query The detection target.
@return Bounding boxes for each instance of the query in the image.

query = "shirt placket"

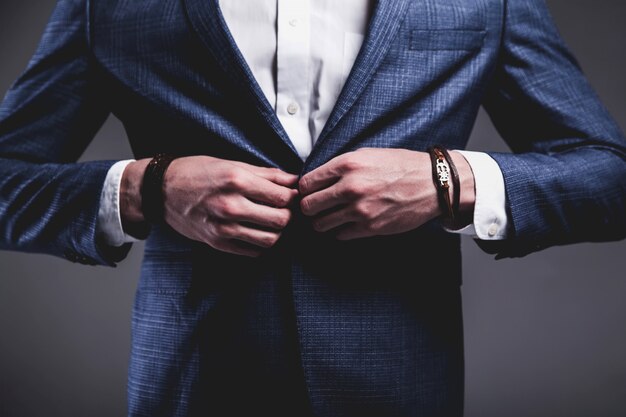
[276,0,312,160]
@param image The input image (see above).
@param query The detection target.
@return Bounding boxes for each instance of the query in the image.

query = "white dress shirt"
[96,0,509,246]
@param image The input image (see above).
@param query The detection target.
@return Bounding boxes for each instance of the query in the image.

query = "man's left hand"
[299,148,439,240]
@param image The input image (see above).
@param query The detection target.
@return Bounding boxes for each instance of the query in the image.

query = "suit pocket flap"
[410,29,486,51]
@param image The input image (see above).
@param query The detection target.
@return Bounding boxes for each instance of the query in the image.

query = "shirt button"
[289,18,299,27]
[287,102,299,115]
[487,223,499,237]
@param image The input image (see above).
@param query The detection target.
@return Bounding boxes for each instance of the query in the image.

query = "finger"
[311,206,355,232]
[230,162,299,187]
[299,160,344,196]
[223,223,282,249]
[212,239,263,258]
[212,222,280,248]
[230,199,292,230]
[301,185,349,216]
[250,166,299,187]
[242,178,298,208]
[335,224,373,241]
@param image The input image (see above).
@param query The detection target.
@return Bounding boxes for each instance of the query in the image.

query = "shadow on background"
[0,1,624,416]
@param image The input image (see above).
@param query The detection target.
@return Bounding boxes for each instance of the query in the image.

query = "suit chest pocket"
[409,29,486,51]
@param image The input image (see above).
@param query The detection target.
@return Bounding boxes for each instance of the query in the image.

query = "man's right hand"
[120,156,298,257]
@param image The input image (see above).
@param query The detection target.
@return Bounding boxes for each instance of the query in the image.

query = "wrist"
[449,150,476,215]
[120,158,151,224]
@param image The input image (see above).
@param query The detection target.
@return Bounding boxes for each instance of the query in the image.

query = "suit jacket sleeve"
[0,0,131,266]
[479,0,626,259]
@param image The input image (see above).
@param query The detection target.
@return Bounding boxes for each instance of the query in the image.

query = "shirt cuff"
[96,159,142,247]
[446,150,509,240]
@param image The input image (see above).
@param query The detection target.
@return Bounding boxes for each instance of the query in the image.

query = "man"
[0,0,624,416]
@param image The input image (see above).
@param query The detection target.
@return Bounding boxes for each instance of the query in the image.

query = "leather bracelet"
[141,153,177,224]
[428,146,456,224]
[439,147,460,221]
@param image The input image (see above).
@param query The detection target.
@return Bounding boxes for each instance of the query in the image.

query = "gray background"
[0,0,624,416]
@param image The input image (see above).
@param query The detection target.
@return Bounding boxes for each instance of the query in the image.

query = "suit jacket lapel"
[308,0,411,162]
[182,0,410,166]
[182,0,301,161]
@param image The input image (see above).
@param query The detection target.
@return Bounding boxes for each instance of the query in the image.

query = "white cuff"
[447,150,509,240]
[96,159,141,247]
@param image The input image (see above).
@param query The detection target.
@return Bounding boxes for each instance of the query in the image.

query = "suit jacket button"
[64,250,78,262]
[76,255,93,265]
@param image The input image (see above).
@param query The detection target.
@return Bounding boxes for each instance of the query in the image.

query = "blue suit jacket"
[1,0,624,416]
